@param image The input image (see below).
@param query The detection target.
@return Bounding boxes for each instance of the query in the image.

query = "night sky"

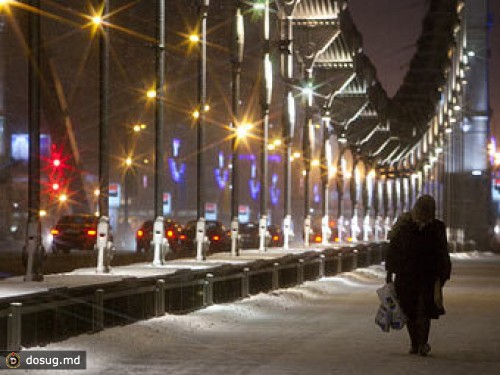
[350,0,500,142]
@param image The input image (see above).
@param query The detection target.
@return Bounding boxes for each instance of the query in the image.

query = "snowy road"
[15,253,500,374]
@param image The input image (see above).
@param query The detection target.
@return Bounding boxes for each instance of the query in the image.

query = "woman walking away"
[385,195,452,356]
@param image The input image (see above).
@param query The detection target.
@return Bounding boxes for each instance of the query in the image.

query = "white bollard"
[258,215,267,252]
[96,217,109,274]
[152,216,165,267]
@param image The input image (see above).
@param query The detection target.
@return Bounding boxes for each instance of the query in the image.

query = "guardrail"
[0,243,387,351]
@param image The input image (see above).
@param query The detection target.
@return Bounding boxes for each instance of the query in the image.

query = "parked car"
[238,222,260,249]
[267,224,284,247]
[50,214,100,253]
[239,222,284,248]
[135,219,182,253]
[180,220,231,254]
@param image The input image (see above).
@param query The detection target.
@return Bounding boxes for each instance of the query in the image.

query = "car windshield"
[58,215,95,225]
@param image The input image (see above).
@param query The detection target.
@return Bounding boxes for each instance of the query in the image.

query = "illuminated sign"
[169,138,186,183]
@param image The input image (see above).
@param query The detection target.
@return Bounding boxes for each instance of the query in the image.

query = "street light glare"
[91,15,102,26]
[146,90,156,99]
[189,34,200,43]
[236,123,252,139]
[192,110,200,119]
[125,157,132,167]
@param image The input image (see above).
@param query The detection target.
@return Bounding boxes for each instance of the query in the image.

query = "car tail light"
[179,234,187,240]
[272,235,279,241]
[334,237,340,242]
[212,235,220,241]
[87,229,97,236]
[347,237,353,242]
[166,229,174,238]
[137,229,144,238]
[50,228,59,235]
[314,235,322,243]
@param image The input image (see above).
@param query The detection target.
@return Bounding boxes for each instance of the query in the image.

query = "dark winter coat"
[385,213,452,320]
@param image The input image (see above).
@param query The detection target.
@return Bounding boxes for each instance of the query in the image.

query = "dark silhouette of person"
[386,194,452,356]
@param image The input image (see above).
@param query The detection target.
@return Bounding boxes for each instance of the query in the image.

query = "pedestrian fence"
[0,243,387,351]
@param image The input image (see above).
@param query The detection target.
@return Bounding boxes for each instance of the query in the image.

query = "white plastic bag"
[375,303,391,332]
[376,283,407,331]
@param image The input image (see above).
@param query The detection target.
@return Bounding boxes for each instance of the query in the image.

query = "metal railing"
[0,243,386,351]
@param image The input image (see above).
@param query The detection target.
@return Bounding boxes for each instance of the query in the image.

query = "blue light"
[169,139,186,184]
[270,173,280,206]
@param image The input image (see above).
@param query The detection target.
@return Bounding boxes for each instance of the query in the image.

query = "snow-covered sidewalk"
[18,252,500,374]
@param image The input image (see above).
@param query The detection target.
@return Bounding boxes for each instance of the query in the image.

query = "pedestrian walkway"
[6,252,500,374]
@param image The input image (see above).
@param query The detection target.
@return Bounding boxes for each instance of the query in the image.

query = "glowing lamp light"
[314,235,322,243]
[51,228,59,235]
[59,194,67,202]
[137,230,144,238]
[146,90,156,99]
[293,152,301,158]
[311,159,320,167]
[94,189,100,197]
[192,110,200,119]
[125,157,132,167]
[52,183,60,191]
[189,34,200,43]
[53,159,61,167]
[166,230,174,238]
[39,210,47,217]
[236,123,252,138]
[204,104,210,112]
[87,229,97,236]
[91,15,102,26]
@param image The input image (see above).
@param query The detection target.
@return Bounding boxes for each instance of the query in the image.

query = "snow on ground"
[9,253,500,374]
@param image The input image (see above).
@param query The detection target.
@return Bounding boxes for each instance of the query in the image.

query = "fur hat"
[412,195,436,223]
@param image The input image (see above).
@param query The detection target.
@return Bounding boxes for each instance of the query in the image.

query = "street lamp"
[259,0,272,252]
[96,0,111,274]
[230,3,244,256]
[24,0,44,282]
[152,0,167,266]
[196,0,209,261]
[279,9,296,250]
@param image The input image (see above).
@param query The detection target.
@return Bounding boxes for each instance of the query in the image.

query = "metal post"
[231,4,244,257]
[281,16,295,250]
[7,303,22,351]
[352,249,358,270]
[297,259,304,284]
[24,0,43,282]
[155,279,165,316]
[196,0,209,261]
[93,289,104,332]
[337,252,342,274]
[205,273,214,306]
[318,254,325,278]
[241,267,250,298]
[259,0,272,252]
[272,262,279,290]
[321,113,330,245]
[97,0,111,273]
[153,0,167,266]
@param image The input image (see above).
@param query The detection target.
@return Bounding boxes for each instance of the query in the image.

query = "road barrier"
[0,243,387,350]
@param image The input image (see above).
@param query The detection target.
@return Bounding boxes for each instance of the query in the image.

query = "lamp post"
[280,15,295,250]
[152,0,166,266]
[230,3,244,256]
[196,0,209,261]
[302,80,313,247]
[259,0,272,252]
[24,0,44,281]
[96,0,111,274]
[320,112,330,245]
